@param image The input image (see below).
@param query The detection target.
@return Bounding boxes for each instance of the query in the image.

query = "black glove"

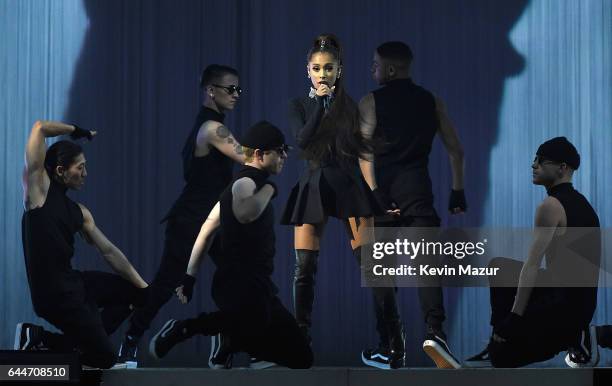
[264,181,278,199]
[448,189,467,213]
[181,274,196,303]
[494,312,524,341]
[373,188,397,212]
[70,125,94,141]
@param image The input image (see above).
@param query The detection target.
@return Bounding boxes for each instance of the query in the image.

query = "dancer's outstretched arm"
[79,203,148,289]
[187,202,221,277]
[176,202,221,303]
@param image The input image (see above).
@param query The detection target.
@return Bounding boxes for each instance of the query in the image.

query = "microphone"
[319,81,331,111]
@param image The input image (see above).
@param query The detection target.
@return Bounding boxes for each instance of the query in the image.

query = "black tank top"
[219,166,275,276]
[372,78,437,170]
[372,78,438,216]
[21,179,85,312]
[545,182,600,325]
[165,106,234,222]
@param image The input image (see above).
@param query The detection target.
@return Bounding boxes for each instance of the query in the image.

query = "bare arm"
[186,202,221,276]
[79,204,148,289]
[199,121,246,163]
[435,97,464,191]
[511,197,563,315]
[232,177,275,224]
[24,121,91,209]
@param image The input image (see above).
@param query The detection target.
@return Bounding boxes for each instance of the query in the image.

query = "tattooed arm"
[197,120,246,164]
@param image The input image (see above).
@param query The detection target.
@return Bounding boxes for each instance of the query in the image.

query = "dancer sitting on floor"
[465,137,602,368]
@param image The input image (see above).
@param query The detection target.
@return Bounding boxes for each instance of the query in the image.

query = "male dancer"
[466,137,601,367]
[16,121,148,369]
[149,122,313,369]
[358,41,466,369]
[118,64,246,366]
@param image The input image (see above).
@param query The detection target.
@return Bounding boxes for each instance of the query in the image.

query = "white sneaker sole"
[124,361,137,369]
[423,340,461,369]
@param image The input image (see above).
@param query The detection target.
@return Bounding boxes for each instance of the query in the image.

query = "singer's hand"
[315,83,335,97]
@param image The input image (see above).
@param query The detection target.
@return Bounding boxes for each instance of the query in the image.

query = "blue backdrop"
[1,0,611,367]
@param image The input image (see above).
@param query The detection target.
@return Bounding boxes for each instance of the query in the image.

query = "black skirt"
[281,164,382,225]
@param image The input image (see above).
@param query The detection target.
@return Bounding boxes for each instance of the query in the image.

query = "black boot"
[293,249,319,343]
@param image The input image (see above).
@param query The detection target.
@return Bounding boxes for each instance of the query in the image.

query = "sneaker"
[464,347,492,368]
[565,325,599,368]
[149,319,191,360]
[117,335,139,369]
[249,357,277,369]
[423,327,461,369]
[14,323,44,350]
[361,347,392,370]
[209,334,234,369]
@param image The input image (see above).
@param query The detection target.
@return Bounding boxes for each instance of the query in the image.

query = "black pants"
[374,215,445,333]
[128,217,212,337]
[192,268,313,369]
[37,271,146,369]
[487,257,585,367]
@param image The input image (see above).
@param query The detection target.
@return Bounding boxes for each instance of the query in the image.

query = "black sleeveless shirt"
[22,179,85,312]
[164,106,234,222]
[545,182,600,326]
[218,166,275,276]
[372,78,439,216]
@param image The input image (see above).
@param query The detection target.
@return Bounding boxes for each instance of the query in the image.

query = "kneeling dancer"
[149,121,313,369]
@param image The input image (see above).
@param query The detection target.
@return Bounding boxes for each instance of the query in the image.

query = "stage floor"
[97,367,612,386]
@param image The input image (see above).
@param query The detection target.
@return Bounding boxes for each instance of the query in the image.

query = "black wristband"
[448,189,467,212]
[70,125,93,141]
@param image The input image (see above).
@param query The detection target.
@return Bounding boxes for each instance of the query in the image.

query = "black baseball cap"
[241,121,286,151]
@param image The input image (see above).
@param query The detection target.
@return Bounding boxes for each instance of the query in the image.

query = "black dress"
[281,94,380,225]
